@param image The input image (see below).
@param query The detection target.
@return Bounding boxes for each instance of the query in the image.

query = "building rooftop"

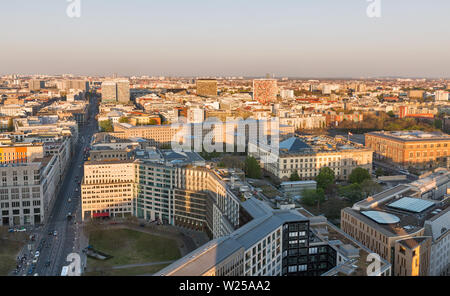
[155,199,307,276]
[367,130,450,142]
[277,136,370,156]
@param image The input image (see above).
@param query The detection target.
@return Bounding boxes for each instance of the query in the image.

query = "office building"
[29,80,45,91]
[116,80,131,103]
[408,90,425,99]
[253,79,278,104]
[341,171,450,276]
[435,90,449,101]
[101,80,130,103]
[81,160,135,220]
[249,136,373,181]
[196,79,218,97]
[101,81,117,103]
[365,131,450,170]
[155,198,391,276]
[0,153,60,226]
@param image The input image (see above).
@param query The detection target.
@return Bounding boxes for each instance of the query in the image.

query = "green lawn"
[0,239,24,276]
[87,229,181,270]
[84,263,170,276]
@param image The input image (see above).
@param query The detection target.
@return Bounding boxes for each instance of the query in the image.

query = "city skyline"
[1,0,450,78]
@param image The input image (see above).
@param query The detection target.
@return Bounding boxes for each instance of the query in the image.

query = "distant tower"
[116,80,131,103]
[101,81,118,103]
[29,80,45,91]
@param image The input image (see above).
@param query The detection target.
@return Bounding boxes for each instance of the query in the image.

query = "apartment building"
[249,136,373,181]
[366,131,450,170]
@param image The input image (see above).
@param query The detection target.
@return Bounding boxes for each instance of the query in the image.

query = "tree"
[99,120,113,132]
[301,189,325,208]
[339,183,364,203]
[361,179,383,197]
[118,117,129,123]
[315,167,335,190]
[245,156,262,179]
[434,119,443,130]
[348,167,371,184]
[7,118,14,132]
[387,111,396,118]
[149,119,158,125]
[375,168,384,178]
[290,171,300,181]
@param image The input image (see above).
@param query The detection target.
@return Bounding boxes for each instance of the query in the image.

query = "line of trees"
[299,166,383,209]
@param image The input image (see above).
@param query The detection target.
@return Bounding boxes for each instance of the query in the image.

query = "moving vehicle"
[53,230,58,236]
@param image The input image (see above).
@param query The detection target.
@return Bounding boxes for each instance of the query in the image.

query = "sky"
[1,0,450,78]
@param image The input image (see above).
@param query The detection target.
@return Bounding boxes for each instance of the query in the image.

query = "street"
[14,95,98,276]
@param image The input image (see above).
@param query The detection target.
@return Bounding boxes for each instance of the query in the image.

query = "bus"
[61,266,69,276]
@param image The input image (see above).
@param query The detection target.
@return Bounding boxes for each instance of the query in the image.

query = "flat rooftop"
[345,196,448,237]
[367,130,450,142]
[277,136,370,156]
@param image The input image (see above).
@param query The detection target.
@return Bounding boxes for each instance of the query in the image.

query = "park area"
[85,228,181,276]
[0,229,27,276]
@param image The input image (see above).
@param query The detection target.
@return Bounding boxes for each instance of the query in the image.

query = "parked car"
[53,230,58,236]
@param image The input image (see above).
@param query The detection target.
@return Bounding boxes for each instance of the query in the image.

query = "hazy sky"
[1,0,450,78]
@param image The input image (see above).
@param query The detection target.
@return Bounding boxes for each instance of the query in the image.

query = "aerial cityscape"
[0,0,449,281]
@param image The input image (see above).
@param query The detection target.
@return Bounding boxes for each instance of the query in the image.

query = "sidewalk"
[112,260,176,270]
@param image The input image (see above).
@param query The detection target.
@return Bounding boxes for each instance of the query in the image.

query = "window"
[309,248,318,254]
[298,265,307,272]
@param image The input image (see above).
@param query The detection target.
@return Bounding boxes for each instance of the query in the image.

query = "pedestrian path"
[112,260,176,270]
